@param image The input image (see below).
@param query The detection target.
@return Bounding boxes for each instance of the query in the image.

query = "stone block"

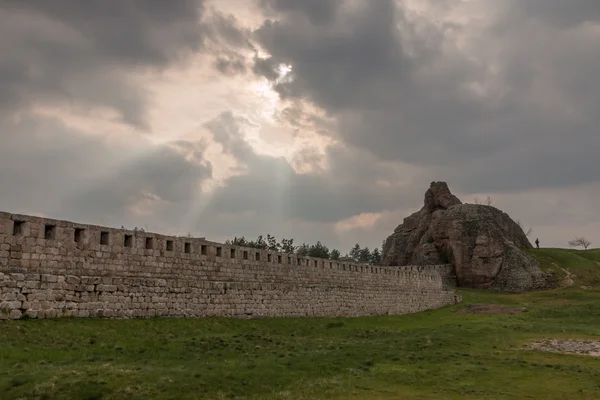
[10,273,25,281]
[41,275,58,283]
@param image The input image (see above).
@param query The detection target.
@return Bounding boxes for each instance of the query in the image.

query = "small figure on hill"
[535,238,540,249]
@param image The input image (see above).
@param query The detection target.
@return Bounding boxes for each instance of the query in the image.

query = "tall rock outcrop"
[382,182,551,292]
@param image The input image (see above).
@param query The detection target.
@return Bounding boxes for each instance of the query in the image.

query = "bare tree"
[568,237,591,250]
[473,195,494,206]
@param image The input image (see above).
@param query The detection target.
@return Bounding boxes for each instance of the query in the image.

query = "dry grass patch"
[525,339,600,357]
[456,304,526,315]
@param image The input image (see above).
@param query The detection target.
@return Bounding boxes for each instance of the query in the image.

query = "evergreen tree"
[330,249,341,260]
[370,248,381,265]
[358,247,371,263]
[296,243,310,257]
[349,243,361,261]
[227,236,248,246]
[308,241,330,259]
[223,236,382,265]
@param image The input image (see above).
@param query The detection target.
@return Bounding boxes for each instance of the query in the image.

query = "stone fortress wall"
[0,211,460,320]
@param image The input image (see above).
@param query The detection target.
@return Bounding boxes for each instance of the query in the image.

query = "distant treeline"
[224,235,382,265]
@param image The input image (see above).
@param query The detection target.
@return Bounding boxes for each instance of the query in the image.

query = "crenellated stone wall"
[0,211,460,320]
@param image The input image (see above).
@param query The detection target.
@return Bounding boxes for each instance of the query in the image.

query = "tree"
[249,235,267,250]
[568,237,592,250]
[280,238,295,254]
[296,243,310,257]
[226,235,278,250]
[267,234,280,252]
[308,241,330,259]
[370,248,381,265]
[358,247,371,263]
[349,243,361,262]
[225,236,248,246]
[330,249,341,260]
[474,195,494,206]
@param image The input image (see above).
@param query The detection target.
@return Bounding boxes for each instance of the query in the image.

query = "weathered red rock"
[382,182,551,292]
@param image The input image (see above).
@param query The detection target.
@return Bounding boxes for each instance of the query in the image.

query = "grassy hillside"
[1,248,599,400]
[525,248,600,287]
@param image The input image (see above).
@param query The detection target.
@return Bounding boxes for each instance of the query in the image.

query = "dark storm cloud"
[4,0,206,66]
[252,56,281,81]
[252,0,600,193]
[255,0,412,111]
[206,11,256,75]
[0,0,250,127]
[207,11,252,48]
[214,55,247,75]
[259,0,339,25]
[252,0,495,166]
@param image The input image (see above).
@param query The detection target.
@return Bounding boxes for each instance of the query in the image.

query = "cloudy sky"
[1,0,598,253]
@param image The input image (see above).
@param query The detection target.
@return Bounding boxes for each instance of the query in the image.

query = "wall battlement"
[0,211,460,320]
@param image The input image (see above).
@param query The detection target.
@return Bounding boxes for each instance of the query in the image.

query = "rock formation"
[382,182,551,292]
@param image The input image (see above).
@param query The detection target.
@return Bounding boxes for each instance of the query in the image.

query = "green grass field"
[524,247,600,287]
[2,249,600,399]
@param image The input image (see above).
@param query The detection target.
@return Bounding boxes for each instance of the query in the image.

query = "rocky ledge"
[381,181,555,292]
